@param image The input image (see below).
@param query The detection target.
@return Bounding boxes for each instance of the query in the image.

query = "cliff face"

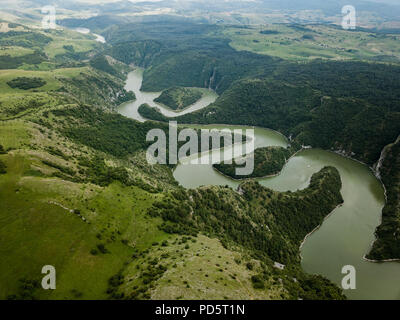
[367,136,400,261]
[373,136,400,180]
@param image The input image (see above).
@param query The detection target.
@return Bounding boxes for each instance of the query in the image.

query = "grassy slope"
[0,157,162,299]
[0,66,134,120]
[43,29,98,59]
[0,119,168,299]
[0,131,295,299]
[0,68,81,93]
[127,235,286,300]
[0,155,127,299]
[0,46,34,57]
[0,24,98,71]
[0,25,167,299]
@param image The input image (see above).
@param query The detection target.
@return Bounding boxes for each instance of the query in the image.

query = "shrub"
[7,77,46,90]
[251,275,265,289]
[97,243,109,254]
[0,160,7,174]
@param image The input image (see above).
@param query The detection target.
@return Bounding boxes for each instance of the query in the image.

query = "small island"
[155,87,203,110]
[213,146,297,179]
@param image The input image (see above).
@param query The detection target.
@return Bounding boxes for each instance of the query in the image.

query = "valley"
[0,22,345,301]
[0,0,399,301]
[119,69,400,300]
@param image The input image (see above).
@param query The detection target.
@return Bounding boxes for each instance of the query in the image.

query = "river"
[75,27,106,43]
[118,69,218,121]
[118,69,400,300]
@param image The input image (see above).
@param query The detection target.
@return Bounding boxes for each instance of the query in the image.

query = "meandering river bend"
[119,69,400,300]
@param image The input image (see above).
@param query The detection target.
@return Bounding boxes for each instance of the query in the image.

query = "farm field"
[218,24,400,62]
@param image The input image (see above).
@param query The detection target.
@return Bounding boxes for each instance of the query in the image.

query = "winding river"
[119,69,218,121]
[119,68,400,300]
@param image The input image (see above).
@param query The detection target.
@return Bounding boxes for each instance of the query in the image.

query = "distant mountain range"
[4,0,400,18]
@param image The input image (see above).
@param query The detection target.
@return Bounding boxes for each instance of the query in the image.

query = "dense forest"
[96,21,281,93]
[51,105,161,158]
[138,103,170,122]
[213,146,294,180]
[89,55,124,79]
[143,61,400,167]
[7,77,46,90]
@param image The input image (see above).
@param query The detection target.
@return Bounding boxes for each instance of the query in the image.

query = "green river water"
[119,69,400,300]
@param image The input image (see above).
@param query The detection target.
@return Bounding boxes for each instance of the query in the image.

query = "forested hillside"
[367,137,400,260]
[123,167,346,300]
